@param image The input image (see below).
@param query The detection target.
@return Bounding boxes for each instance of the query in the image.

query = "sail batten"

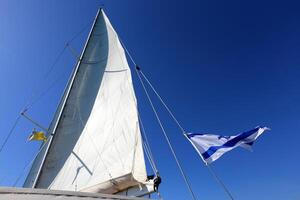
[24,9,149,195]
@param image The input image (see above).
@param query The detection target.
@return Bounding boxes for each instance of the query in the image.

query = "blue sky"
[0,0,299,199]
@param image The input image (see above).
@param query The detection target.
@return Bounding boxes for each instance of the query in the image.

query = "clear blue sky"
[0,0,299,199]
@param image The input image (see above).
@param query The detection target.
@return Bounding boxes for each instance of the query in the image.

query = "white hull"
[0,187,151,200]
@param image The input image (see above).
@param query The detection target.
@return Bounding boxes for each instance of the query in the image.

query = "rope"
[25,71,68,109]
[207,165,234,200]
[117,35,159,176]
[0,42,68,158]
[0,41,68,156]
[139,115,158,173]
[120,35,184,133]
[139,69,236,200]
[12,139,49,186]
[25,22,92,110]
[68,21,93,45]
[42,45,68,80]
[143,142,157,174]
[139,69,237,200]
[0,115,21,155]
[23,44,68,110]
[66,43,80,61]
[139,71,186,133]
[1,20,93,185]
[135,69,198,200]
[140,123,158,173]
[117,36,197,200]
[0,43,66,161]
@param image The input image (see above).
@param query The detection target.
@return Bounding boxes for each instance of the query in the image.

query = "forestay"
[24,9,149,194]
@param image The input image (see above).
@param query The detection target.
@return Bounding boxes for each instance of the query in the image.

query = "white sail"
[24,9,150,194]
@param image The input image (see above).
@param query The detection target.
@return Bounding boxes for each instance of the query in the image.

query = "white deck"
[0,187,153,200]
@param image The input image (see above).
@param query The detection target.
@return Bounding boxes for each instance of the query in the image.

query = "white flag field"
[186,126,270,164]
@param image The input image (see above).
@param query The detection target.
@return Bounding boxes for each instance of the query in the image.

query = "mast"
[31,9,101,188]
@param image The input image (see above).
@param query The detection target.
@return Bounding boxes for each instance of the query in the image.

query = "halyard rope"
[135,68,198,200]
[118,36,198,200]
[139,71,186,134]
[139,114,158,174]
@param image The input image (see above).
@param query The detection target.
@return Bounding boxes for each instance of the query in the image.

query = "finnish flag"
[186,126,269,164]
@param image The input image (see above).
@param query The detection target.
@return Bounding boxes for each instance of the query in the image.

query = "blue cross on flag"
[186,126,270,164]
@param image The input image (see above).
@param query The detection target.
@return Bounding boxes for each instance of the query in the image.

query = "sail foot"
[80,173,154,196]
[116,180,155,197]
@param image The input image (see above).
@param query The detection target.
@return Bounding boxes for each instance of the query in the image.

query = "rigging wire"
[140,125,158,173]
[207,164,234,200]
[118,37,197,200]
[0,115,21,155]
[0,42,66,157]
[0,42,67,158]
[0,44,68,156]
[12,139,49,187]
[25,21,93,110]
[23,44,68,110]
[66,43,81,61]
[137,68,236,200]
[1,20,93,185]
[142,142,156,174]
[0,19,92,146]
[139,71,186,134]
[0,45,67,156]
[25,71,69,109]
[135,68,198,200]
[139,114,158,174]
[113,26,160,178]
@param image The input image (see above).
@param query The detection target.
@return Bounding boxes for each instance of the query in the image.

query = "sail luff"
[29,9,102,188]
